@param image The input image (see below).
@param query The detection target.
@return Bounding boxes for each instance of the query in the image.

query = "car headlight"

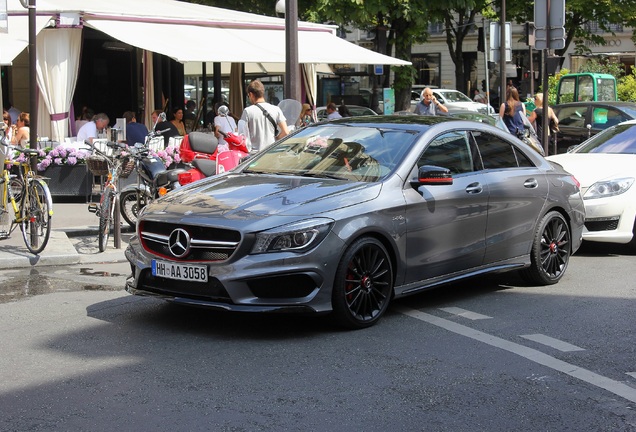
[584,177,634,200]
[251,218,333,254]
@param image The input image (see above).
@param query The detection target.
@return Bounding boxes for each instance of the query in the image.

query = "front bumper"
[124,232,345,314]
[582,195,636,244]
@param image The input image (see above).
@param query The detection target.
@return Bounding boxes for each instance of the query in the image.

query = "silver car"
[125,116,585,329]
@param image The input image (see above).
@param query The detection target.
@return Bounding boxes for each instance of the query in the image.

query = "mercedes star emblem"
[168,228,191,258]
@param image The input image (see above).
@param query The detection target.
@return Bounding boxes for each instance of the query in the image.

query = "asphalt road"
[0,242,635,431]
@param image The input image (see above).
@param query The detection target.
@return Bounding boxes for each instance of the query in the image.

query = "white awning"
[84,19,411,66]
[0,15,53,65]
[183,62,334,76]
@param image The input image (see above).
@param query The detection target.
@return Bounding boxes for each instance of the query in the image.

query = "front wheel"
[98,187,114,252]
[20,179,52,255]
[120,189,151,228]
[521,211,571,285]
[331,237,394,329]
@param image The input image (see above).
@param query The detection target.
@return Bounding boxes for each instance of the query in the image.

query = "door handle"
[465,182,483,194]
[524,178,538,188]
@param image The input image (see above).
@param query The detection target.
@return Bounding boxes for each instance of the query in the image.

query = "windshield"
[575,123,636,154]
[438,91,472,103]
[243,124,419,182]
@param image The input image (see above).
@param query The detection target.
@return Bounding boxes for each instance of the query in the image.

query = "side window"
[472,131,519,169]
[578,76,594,101]
[556,106,588,128]
[417,131,476,174]
[604,108,630,128]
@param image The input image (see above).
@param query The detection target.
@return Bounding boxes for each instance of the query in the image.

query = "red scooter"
[177,129,250,185]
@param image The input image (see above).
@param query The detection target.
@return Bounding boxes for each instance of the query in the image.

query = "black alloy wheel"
[332,237,393,329]
[522,211,571,285]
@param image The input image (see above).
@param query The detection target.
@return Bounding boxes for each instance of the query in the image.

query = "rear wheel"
[521,211,571,285]
[120,189,151,228]
[332,237,393,329]
[98,187,114,252]
[20,179,52,254]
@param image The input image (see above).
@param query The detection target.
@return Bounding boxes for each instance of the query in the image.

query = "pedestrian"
[414,87,448,115]
[214,102,237,153]
[240,79,289,151]
[473,88,487,104]
[528,93,559,146]
[499,86,526,135]
[299,103,314,127]
[326,102,341,120]
[338,104,352,118]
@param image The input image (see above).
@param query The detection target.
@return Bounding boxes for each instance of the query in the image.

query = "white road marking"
[439,307,492,320]
[520,334,585,352]
[627,372,636,379]
[396,306,636,404]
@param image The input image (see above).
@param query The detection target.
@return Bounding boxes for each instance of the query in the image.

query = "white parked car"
[414,88,495,115]
[547,120,636,250]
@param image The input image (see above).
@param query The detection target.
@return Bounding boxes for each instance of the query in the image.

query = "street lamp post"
[276,0,301,101]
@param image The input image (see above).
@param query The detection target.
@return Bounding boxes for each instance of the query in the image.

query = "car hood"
[547,153,636,187]
[147,173,382,222]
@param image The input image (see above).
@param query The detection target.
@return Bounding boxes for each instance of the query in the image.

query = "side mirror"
[412,165,453,187]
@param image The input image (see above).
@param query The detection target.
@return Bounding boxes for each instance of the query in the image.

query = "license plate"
[152,260,208,283]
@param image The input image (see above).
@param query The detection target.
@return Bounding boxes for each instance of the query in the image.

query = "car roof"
[322,114,461,131]
[554,101,636,109]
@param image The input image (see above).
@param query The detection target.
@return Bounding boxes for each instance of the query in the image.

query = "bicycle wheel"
[20,179,53,254]
[120,189,151,228]
[98,186,114,252]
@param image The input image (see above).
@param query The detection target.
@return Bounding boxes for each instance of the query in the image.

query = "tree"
[302,0,431,111]
[427,1,495,95]
[506,0,636,60]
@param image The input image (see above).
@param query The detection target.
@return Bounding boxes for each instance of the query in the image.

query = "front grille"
[585,217,619,232]
[140,220,241,262]
[138,269,232,302]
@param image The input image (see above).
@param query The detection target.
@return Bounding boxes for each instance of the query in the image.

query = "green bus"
[556,73,617,104]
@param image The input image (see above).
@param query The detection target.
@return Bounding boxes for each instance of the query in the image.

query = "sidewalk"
[0,202,133,269]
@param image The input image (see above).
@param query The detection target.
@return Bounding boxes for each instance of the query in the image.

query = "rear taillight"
[178,172,193,185]
[571,175,581,190]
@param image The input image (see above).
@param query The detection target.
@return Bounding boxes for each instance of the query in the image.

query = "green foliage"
[542,68,571,105]
[618,67,636,102]
[576,58,625,79]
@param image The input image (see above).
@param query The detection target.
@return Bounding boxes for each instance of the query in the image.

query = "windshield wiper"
[299,172,350,181]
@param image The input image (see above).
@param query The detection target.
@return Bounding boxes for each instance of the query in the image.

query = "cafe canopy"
[2,0,411,141]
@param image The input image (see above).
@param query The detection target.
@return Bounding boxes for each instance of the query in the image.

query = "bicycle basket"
[87,155,109,176]
[119,157,136,179]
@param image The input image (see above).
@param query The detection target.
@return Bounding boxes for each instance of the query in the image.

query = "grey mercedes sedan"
[125,116,585,329]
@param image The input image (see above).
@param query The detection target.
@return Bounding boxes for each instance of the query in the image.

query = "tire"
[120,189,151,228]
[627,219,636,252]
[98,187,114,252]
[521,211,571,285]
[332,237,394,329]
[20,179,52,255]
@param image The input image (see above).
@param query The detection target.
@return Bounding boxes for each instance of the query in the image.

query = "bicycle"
[86,140,131,252]
[0,136,53,255]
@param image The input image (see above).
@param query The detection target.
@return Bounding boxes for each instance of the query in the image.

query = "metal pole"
[28,0,37,168]
[284,0,301,101]
[542,0,551,155]
[483,18,490,105]
[499,0,506,107]
[113,186,121,249]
